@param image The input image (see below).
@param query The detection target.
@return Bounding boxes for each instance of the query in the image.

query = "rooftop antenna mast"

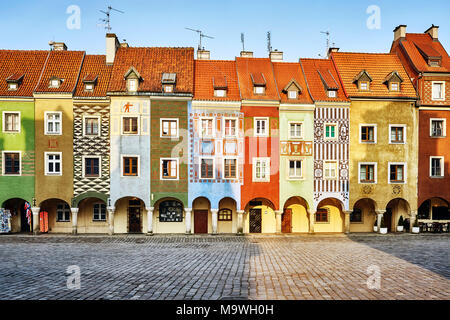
[241,33,245,51]
[318,30,335,57]
[267,31,272,53]
[99,6,124,32]
[185,28,214,50]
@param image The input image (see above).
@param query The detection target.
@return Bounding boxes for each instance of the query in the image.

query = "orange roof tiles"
[0,50,49,97]
[300,58,348,102]
[272,62,313,104]
[331,52,417,99]
[108,47,194,94]
[235,57,279,101]
[194,60,241,101]
[74,55,112,98]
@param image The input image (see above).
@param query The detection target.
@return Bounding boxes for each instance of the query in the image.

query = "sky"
[1,0,449,61]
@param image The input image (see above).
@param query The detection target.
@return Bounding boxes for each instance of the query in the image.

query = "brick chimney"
[328,47,340,58]
[197,49,210,60]
[269,50,283,62]
[240,51,253,58]
[425,25,439,41]
[106,33,120,65]
[50,42,67,51]
[394,25,407,41]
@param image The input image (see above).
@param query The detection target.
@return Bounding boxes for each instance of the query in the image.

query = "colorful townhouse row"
[0,25,449,235]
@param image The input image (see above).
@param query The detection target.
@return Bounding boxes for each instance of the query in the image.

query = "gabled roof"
[108,47,194,94]
[331,52,417,98]
[193,60,241,101]
[300,58,348,102]
[352,70,373,83]
[235,57,279,101]
[74,55,112,98]
[272,62,313,104]
[0,50,49,97]
[35,50,85,94]
[123,66,142,80]
[383,71,403,84]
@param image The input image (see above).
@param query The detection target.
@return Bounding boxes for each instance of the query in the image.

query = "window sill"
[92,220,107,222]
[360,141,376,144]
[430,176,445,179]
[45,173,62,176]
[2,174,21,176]
[45,133,62,136]
[389,181,406,184]
[429,136,446,139]
[359,181,376,184]
[389,142,406,144]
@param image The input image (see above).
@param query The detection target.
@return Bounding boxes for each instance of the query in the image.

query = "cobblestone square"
[0,234,449,300]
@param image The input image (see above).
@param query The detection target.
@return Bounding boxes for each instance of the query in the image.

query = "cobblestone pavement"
[0,233,449,300]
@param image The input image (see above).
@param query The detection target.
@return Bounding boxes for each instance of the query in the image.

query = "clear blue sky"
[1,0,449,61]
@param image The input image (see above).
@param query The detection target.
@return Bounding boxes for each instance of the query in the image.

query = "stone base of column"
[146,232,154,236]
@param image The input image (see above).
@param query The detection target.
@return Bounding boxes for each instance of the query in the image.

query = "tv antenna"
[267,31,272,53]
[98,6,124,32]
[318,30,336,57]
[185,28,214,50]
[241,33,245,51]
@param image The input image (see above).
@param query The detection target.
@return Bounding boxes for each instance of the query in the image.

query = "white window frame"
[288,121,304,140]
[359,124,377,144]
[44,111,62,135]
[254,86,265,95]
[287,158,303,180]
[388,162,407,184]
[128,79,138,92]
[389,124,406,144]
[92,203,107,221]
[120,115,140,135]
[56,203,71,222]
[223,117,238,138]
[390,82,400,92]
[252,157,270,182]
[327,90,337,98]
[430,118,447,137]
[199,156,215,180]
[288,90,297,99]
[431,81,445,101]
[45,152,62,176]
[82,155,102,178]
[121,154,140,178]
[214,89,227,97]
[323,160,338,180]
[324,123,338,141]
[358,162,377,184]
[254,117,269,137]
[8,83,18,91]
[160,158,179,180]
[2,111,21,133]
[2,150,22,176]
[82,115,101,137]
[160,118,179,138]
[223,157,239,180]
[199,117,215,138]
[429,156,444,178]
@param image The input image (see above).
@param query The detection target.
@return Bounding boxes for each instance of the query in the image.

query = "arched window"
[218,209,232,221]
[159,200,183,222]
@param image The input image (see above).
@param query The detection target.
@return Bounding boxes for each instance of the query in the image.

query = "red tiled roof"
[235,57,279,101]
[74,55,112,98]
[108,47,194,94]
[0,50,49,97]
[35,50,85,93]
[300,58,348,102]
[331,52,417,98]
[272,62,313,104]
[194,60,241,101]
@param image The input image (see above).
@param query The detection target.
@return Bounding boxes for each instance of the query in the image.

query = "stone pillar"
[410,210,418,233]
[31,207,40,235]
[376,210,386,234]
[107,207,115,235]
[308,210,315,234]
[185,208,192,234]
[275,210,282,234]
[146,207,154,235]
[211,209,219,235]
[344,211,352,234]
[71,208,79,235]
[237,210,244,235]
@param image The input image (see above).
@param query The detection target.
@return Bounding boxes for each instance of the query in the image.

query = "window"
[45,112,62,135]
[128,79,138,92]
[161,119,178,138]
[3,112,20,133]
[430,119,446,137]
[218,209,232,221]
[289,160,302,179]
[200,118,214,137]
[324,123,337,140]
[324,161,337,179]
[49,79,61,88]
[224,158,237,179]
[214,89,227,97]
[359,163,376,183]
[84,83,94,92]
[84,157,100,178]
[163,84,174,93]
[2,152,20,175]
[432,82,445,101]
[45,152,62,175]
[93,203,106,221]
[328,90,337,98]
[161,159,178,180]
[389,164,405,183]
[224,118,237,137]
[360,125,375,143]
[56,203,70,222]
[316,209,329,223]
[84,117,100,136]
[288,90,297,99]
[159,200,183,222]
[8,83,18,91]
[122,116,138,135]
[390,125,405,143]
[254,118,268,137]
[289,122,303,139]
[254,86,265,95]
[430,157,444,178]
[390,82,400,91]
[359,81,369,91]
[200,158,214,179]
[350,209,363,223]
[123,156,138,176]
[253,158,270,182]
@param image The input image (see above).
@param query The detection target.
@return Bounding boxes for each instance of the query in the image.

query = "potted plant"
[379,216,388,234]
[412,219,420,234]
[397,216,404,232]
[373,218,378,232]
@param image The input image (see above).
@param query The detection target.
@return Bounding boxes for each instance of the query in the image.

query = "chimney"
[106,33,120,65]
[50,42,67,51]
[269,50,283,62]
[120,42,129,48]
[197,49,210,60]
[240,51,253,58]
[394,25,407,41]
[328,47,340,58]
[425,25,439,41]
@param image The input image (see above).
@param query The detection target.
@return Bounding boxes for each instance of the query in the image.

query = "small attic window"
[254,86,265,95]
[390,82,400,92]
[83,74,98,93]
[162,73,176,93]
[213,76,227,97]
[288,90,297,99]
[6,73,24,91]
[359,81,370,91]
[8,83,18,91]
[49,77,62,88]
[328,90,337,98]
[128,79,138,92]
[384,71,403,92]
[214,89,227,97]
[251,73,266,95]
[124,67,142,93]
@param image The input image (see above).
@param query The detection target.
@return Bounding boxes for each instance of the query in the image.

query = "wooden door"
[385,209,392,232]
[249,209,262,233]
[194,210,208,234]
[128,207,142,233]
[282,209,292,233]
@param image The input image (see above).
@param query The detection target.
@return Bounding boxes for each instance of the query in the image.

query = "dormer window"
[83,74,98,93]
[214,89,227,97]
[128,79,138,92]
[8,83,18,91]
[6,73,24,91]
[384,71,403,92]
[353,70,372,92]
[49,77,62,88]
[415,43,442,67]
[123,67,142,93]
[213,76,227,98]
[251,73,266,96]
[317,69,339,98]
[359,81,369,91]
[254,86,265,95]
[163,85,173,93]
[288,90,297,99]
[85,83,94,92]
[162,73,176,93]
[328,90,337,98]
[390,82,400,91]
